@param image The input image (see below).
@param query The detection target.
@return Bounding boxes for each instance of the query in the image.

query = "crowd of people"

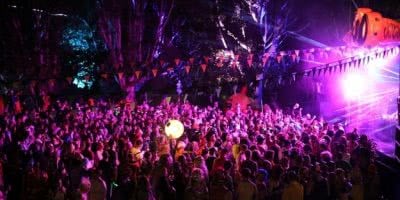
[0,92,381,200]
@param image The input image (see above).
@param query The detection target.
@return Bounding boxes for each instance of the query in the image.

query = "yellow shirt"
[232,144,240,160]
[282,181,304,200]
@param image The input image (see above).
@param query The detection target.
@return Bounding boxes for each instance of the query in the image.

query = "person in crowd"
[184,168,208,200]
[88,170,107,200]
[281,171,304,200]
[209,168,233,200]
[195,59,212,106]
[256,169,268,200]
[180,62,196,103]
[236,168,257,200]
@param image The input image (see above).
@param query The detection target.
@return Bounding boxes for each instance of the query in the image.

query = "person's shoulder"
[207,156,216,161]
[294,181,304,189]
[185,186,193,191]
[250,180,257,187]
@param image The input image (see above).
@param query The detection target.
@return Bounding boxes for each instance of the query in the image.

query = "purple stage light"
[341,72,367,101]
[331,45,399,156]
[366,57,382,77]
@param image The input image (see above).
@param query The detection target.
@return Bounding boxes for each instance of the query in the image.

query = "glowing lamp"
[165,119,184,139]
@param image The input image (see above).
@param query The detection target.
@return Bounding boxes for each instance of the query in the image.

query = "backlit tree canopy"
[60,19,106,89]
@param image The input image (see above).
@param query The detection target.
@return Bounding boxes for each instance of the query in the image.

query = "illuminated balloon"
[165,120,184,139]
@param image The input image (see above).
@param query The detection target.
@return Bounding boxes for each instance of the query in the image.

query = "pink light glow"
[341,73,368,101]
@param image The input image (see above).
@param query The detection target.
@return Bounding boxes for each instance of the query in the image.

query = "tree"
[96,0,175,66]
[60,18,106,89]
[214,0,296,53]
[168,0,296,55]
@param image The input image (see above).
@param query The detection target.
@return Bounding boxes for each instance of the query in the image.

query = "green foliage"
[60,19,106,89]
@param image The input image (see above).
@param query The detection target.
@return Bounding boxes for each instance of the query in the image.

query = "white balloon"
[165,119,184,139]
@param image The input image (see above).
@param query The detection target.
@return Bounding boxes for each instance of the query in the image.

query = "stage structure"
[351,8,400,161]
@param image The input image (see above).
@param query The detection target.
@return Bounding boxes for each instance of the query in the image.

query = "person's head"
[335,152,343,163]
[159,154,173,168]
[265,150,275,161]
[322,135,331,144]
[303,155,311,167]
[240,168,251,179]
[324,130,333,137]
[176,141,186,154]
[347,132,359,141]
[319,142,328,151]
[223,161,233,172]
[327,161,336,172]
[335,168,345,181]
[209,147,217,156]
[218,148,228,158]
[240,144,248,152]
[335,129,345,138]
[320,150,332,162]
[303,144,312,154]
[256,135,265,145]
[281,157,289,169]
[252,150,261,161]
[287,171,298,182]
[143,151,152,161]
[191,168,204,183]
[299,167,309,179]
[244,150,252,159]
[257,169,269,183]
[46,142,55,153]
[360,134,369,146]
[193,156,205,168]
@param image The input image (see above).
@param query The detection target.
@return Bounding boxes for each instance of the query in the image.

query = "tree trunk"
[126,0,145,64]
[97,0,123,67]
[147,0,174,63]
[97,0,174,66]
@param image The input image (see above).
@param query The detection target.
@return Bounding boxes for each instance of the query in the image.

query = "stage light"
[165,119,184,139]
[341,73,367,101]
